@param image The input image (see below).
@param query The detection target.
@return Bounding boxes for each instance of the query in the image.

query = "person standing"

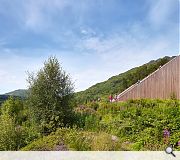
[109,95,113,102]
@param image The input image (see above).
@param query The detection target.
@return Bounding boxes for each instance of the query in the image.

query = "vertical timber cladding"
[118,56,180,101]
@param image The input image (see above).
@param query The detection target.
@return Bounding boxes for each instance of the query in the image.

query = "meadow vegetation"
[0,56,179,151]
[21,99,180,151]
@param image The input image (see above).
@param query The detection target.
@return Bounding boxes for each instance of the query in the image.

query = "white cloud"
[22,0,72,31]
[80,27,97,37]
[72,24,178,92]
[0,0,178,93]
[147,0,178,28]
[81,29,88,35]
[0,25,178,94]
[78,27,177,64]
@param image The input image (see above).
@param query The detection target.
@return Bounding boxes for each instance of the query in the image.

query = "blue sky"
[0,0,179,94]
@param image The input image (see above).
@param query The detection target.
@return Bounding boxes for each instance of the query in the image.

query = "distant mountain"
[75,56,175,103]
[5,89,28,98]
[0,89,28,105]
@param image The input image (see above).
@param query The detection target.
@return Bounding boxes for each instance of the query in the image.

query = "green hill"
[75,56,175,103]
[5,89,28,98]
[0,89,28,105]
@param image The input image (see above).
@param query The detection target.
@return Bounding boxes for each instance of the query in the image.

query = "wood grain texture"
[118,56,180,101]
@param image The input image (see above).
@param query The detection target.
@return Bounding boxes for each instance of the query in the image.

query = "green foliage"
[75,99,180,151]
[20,99,180,151]
[0,113,17,150]
[21,134,63,151]
[0,97,40,150]
[27,56,75,134]
[21,128,120,151]
[1,97,24,124]
[0,95,9,106]
[75,56,174,103]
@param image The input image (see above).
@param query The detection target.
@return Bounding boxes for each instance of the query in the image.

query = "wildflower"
[178,140,180,146]
[163,129,170,137]
[163,128,170,145]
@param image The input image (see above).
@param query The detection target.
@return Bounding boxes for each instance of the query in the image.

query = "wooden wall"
[118,56,180,101]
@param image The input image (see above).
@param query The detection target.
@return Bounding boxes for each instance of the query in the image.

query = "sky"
[0,0,179,94]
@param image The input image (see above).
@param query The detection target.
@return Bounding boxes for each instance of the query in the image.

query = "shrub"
[21,128,121,151]
[0,114,17,150]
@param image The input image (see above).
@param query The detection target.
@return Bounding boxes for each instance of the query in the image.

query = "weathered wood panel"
[118,56,180,101]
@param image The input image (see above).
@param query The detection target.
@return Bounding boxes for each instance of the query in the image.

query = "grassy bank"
[22,99,180,151]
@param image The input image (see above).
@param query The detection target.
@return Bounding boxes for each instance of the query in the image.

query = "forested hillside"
[76,56,175,103]
[0,90,27,105]
[5,89,28,98]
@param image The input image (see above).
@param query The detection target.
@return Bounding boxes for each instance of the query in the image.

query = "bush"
[0,114,17,150]
[75,99,180,151]
[21,128,121,151]
[0,97,40,150]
